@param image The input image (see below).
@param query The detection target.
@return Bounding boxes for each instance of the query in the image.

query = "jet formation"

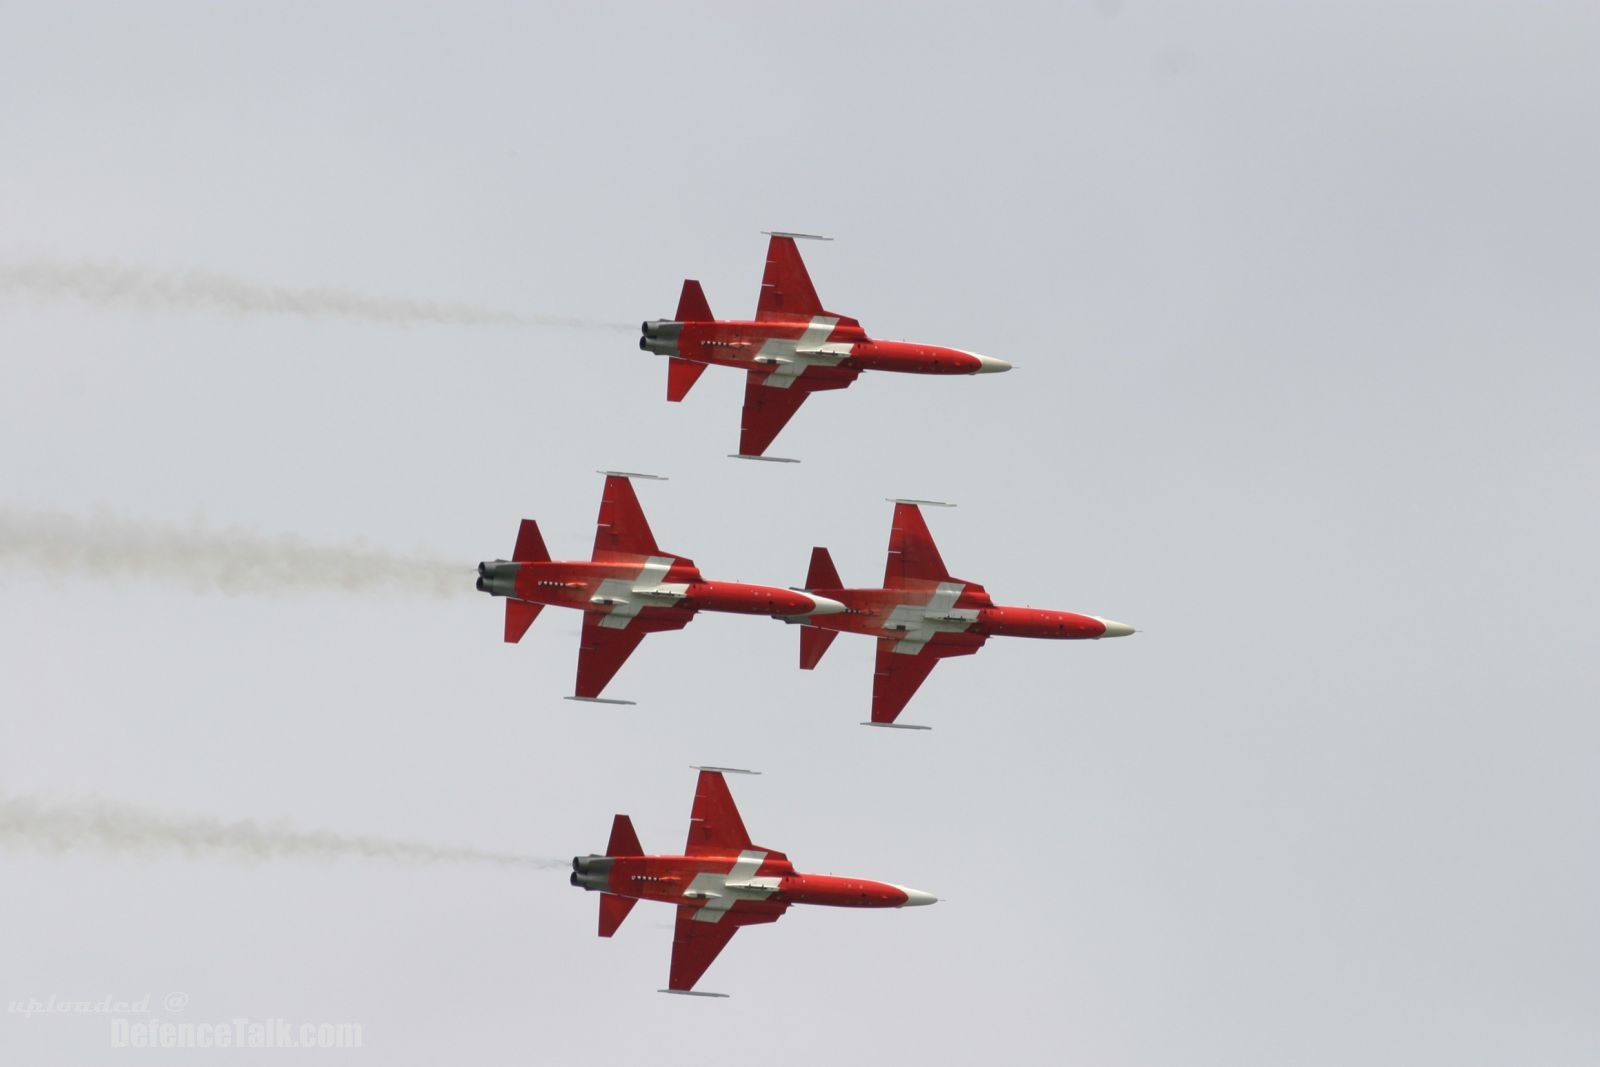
[640,232,1011,461]
[571,768,936,996]
[479,481,1130,718]
[489,234,1136,997]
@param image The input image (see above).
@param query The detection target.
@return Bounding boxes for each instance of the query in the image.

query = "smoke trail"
[0,794,566,870]
[0,506,468,597]
[0,259,631,331]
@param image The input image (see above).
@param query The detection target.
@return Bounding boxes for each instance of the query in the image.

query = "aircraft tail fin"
[606,813,643,857]
[805,546,843,590]
[800,626,837,670]
[676,279,713,322]
[667,356,707,402]
[504,600,541,644]
[598,892,637,938]
[512,519,549,563]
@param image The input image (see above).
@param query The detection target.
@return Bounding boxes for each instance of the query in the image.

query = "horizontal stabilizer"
[599,893,636,938]
[606,814,642,858]
[504,600,541,644]
[658,989,730,998]
[667,356,707,402]
[805,546,843,590]
[675,279,713,322]
[800,625,837,670]
[689,766,760,775]
[760,230,833,241]
[512,519,550,563]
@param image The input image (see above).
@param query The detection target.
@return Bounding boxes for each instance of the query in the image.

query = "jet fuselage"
[804,584,1132,643]
[572,851,934,912]
[478,558,841,620]
[642,317,1009,377]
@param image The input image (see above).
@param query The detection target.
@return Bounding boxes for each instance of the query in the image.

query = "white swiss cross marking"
[685,850,779,923]
[756,316,853,389]
[883,581,979,654]
[592,556,690,629]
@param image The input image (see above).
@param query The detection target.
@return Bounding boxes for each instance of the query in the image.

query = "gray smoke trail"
[0,794,566,870]
[0,259,631,331]
[0,506,468,597]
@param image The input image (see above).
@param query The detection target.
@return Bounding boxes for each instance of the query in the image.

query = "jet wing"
[738,366,859,458]
[885,501,955,588]
[668,902,787,993]
[575,609,691,700]
[684,769,753,856]
[872,633,987,725]
[594,474,691,565]
[755,235,826,324]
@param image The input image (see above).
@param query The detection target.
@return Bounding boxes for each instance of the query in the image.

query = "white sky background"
[2,2,1597,1064]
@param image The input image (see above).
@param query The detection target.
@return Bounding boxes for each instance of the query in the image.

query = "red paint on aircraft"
[572,770,935,994]
[798,501,1134,725]
[640,235,1011,458]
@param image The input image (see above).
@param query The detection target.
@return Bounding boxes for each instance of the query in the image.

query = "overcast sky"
[3,2,1597,1064]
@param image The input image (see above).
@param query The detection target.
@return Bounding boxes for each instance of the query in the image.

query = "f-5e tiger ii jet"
[476,472,845,703]
[797,500,1136,728]
[640,233,1011,461]
[571,768,937,996]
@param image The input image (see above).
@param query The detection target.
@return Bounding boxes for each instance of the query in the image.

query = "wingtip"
[595,469,668,481]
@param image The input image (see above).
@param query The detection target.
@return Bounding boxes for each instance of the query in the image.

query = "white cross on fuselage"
[683,850,781,923]
[882,581,980,654]
[591,556,690,629]
[756,317,854,389]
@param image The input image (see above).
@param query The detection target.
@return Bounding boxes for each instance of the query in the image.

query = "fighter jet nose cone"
[972,354,1012,374]
[1091,616,1136,638]
[805,593,848,616]
[893,885,939,907]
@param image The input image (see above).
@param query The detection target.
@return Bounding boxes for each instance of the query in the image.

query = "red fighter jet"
[571,768,937,997]
[639,233,1012,461]
[476,472,845,704]
[797,500,1136,728]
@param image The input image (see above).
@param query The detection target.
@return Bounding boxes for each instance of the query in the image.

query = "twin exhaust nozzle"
[571,854,612,891]
[476,560,517,598]
[639,320,680,356]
